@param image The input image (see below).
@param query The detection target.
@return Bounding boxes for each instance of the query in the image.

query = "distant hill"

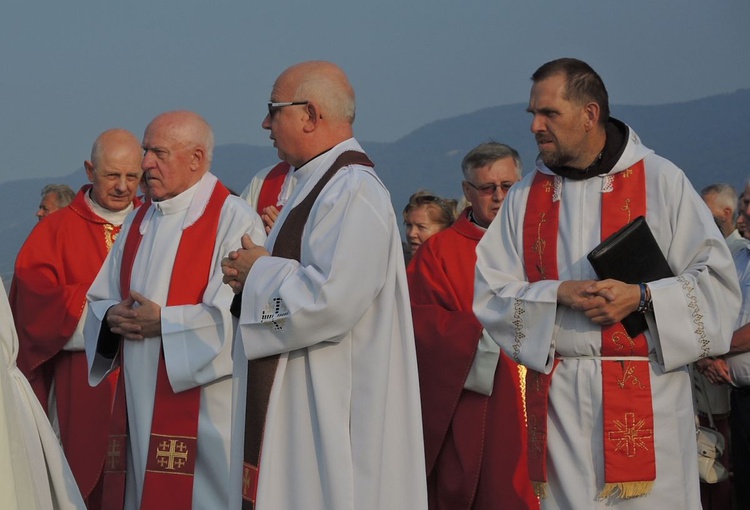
[2,89,748,282]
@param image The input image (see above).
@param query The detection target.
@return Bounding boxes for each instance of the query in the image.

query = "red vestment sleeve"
[407,237,483,474]
[10,218,96,402]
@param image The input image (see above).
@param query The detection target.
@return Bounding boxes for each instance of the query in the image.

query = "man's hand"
[106,291,162,341]
[261,205,280,234]
[221,234,270,293]
[696,357,732,385]
[558,279,641,325]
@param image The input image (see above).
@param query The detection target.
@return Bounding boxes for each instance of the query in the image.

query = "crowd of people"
[0,57,746,510]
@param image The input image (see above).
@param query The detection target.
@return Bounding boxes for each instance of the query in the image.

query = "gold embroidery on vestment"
[533,212,548,280]
[616,361,646,390]
[608,412,653,457]
[103,224,117,252]
[621,198,632,224]
[527,414,545,459]
[155,439,190,470]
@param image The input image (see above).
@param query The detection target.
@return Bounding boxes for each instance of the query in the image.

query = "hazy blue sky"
[1,0,748,185]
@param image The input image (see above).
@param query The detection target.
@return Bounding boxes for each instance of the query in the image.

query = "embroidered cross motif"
[155,439,190,470]
[542,180,552,193]
[608,412,653,457]
[261,297,290,331]
[106,436,125,471]
[622,168,633,178]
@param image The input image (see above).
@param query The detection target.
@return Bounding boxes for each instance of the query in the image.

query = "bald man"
[11,128,143,508]
[223,61,427,509]
[84,112,265,509]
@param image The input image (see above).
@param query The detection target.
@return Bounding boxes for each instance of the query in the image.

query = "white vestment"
[85,174,266,509]
[473,126,740,510]
[240,162,297,211]
[727,245,750,384]
[230,138,428,510]
[0,277,85,510]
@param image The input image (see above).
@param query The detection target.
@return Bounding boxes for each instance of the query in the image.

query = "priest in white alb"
[84,110,265,509]
[473,58,740,510]
[222,61,427,510]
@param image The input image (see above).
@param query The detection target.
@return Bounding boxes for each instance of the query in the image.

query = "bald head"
[283,61,356,124]
[141,110,214,201]
[90,128,142,167]
[263,61,356,167]
[84,128,143,212]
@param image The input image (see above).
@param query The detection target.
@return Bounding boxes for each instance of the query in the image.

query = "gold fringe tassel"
[598,481,654,500]
[532,481,548,499]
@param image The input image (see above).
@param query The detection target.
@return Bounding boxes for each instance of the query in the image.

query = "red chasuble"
[118,180,230,509]
[256,162,291,215]
[407,209,538,510]
[522,163,655,500]
[10,185,140,506]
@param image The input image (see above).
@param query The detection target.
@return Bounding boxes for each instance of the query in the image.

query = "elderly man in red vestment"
[407,142,537,510]
[10,128,143,509]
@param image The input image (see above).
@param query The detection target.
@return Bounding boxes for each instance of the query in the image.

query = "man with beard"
[473,58,739,509]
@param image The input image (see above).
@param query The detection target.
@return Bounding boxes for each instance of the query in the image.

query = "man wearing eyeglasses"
[222,61,427,510]
[473,58,739,509]
[407,142,536,509]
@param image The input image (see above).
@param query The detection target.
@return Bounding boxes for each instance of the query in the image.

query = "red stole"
[256,162,291,215]
[522,162,656,500]
[116,181,230,509]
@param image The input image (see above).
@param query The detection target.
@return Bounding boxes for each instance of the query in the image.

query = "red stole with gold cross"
[117,180,230,509]
[522,161,656,500]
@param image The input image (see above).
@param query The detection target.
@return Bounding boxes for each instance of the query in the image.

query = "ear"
[583,102,600,131]
[84,160,95,183]
[302,102,320,133]
[190,147,205,172]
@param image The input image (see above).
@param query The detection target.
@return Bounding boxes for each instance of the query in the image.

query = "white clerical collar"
[141,173,219,235]
[85,190,134,225]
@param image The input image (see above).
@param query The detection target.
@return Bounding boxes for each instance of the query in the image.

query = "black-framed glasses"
[267,101,309,117]
[464,181,514,195]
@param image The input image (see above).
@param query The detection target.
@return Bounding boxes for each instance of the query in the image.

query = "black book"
[586,216,673,337]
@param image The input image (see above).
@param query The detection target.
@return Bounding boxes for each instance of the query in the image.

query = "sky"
[1,0,748,185]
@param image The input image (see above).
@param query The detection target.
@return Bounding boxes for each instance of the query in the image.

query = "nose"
[36,209,44,219]
[406,225,417,239]
[262,113,271,130]
[114,175,127,192]
[530,114,545,134]
[142,151,155,171]
[492,187,507,202]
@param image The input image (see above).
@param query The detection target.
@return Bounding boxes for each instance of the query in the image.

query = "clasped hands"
[557,279,641,326]
[106,291,162,341]
[221,234,270,294]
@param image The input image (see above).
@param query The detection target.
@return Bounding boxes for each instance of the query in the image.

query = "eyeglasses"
[267,101,309,117]
[464,181,514,195]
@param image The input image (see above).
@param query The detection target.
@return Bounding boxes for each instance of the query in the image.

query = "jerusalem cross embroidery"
[145,434,197,474]
[104,435,127,472]
[607,412,653,457]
